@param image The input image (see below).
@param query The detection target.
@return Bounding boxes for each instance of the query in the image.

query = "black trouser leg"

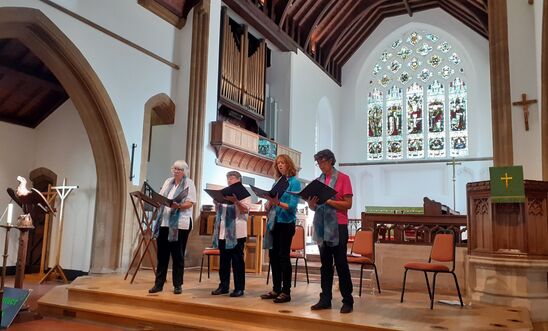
[270,222,295,295]
[155,227,170,287]
[319,242,334,303]
[232,238,246,291]
[333,225,353,305]
[218,240,230,291]
[171,229,189,287]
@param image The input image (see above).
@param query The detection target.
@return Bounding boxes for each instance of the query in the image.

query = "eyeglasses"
[171,167,183,171]
[315,159,328,166]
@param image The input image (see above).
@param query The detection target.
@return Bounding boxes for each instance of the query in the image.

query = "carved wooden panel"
[211,121,300,178]
[467,180,548,258]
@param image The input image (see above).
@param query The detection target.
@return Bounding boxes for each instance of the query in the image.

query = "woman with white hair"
[149,160,197,294]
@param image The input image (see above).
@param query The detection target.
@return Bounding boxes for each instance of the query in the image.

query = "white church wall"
[533,0,544,138]
[0,0,186,185]
[290,50,341,181]
[507,0,542,179]
[34,100,97,272]
[0,122,36,266]
[338,9,493,217]
[267,50,292,146]
[145,10,195,191]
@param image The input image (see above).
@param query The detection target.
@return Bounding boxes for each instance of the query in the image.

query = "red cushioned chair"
[199,247,220,282]
[347,227,381,296]
[400,229,463,309]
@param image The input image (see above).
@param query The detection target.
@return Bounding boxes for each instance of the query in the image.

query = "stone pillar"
[185,0,211,266]
[488,0,513,166]
[543,0,548,180]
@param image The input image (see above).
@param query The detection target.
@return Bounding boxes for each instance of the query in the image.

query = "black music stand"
[124,191,160,284]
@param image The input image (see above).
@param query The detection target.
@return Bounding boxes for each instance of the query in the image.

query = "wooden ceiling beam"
[443,0,487,33]
[279,0,301,29]
[223,0,297,52]
[304,0,337,51]
[307,0,349,44]
[439,1,487,38]
[0,64,64,92]
[292,0,314,23]
[403,0,413,16]
[333,5,410,66]
[326,1,397,65]
[316,0,362,49]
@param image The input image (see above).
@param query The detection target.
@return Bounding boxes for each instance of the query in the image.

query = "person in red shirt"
[307,149,354,314]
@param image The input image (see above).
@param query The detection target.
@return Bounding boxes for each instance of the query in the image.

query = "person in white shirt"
[149,160,197,294]
[211,171,251,297]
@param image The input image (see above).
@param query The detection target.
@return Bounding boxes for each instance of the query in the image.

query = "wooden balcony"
[210,121,301,178]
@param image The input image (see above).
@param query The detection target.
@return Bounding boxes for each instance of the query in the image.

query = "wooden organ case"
[218,7,267,122]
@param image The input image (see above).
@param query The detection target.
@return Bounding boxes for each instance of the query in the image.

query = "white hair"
[173,160,189,176]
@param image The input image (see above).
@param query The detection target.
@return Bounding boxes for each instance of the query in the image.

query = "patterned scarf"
[312,168,339,247]
[153,177,187,242]
[212,203,238,249]
[262,207,277,250]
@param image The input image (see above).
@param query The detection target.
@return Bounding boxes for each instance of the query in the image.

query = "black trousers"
[218,238,246,291]
[155,226,190,288]
[318,224,354,305]
[269,222,295,295]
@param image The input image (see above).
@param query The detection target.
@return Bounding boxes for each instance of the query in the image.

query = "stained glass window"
[366,30,468,160]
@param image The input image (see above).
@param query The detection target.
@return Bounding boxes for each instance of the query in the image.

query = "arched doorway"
[0,7,129,272]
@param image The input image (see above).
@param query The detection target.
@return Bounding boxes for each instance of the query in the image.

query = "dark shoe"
[173,286,182,294]
[211,287,229,295]
[273,293,291,303]
[229,290,244,297]
[310,301,331,310]
[340,303,353,314]
[260,291,279,300]
[148,286,163,294]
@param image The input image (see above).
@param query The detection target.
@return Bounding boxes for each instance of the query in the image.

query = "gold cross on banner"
[500,172,513,191]
[512,93,537,131]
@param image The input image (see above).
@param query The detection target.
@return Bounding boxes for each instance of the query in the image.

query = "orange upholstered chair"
[347,227,381,296]
[400,230,463,309]
[266,224,309,286]
[199,247,220,282]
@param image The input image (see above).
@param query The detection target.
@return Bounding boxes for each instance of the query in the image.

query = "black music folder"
[288,179,337,204]
[204,181,251,204]
[249,176,289,199]
[144,181,188,207]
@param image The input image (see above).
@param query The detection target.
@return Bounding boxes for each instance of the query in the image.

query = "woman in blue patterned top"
[260,154,301,303]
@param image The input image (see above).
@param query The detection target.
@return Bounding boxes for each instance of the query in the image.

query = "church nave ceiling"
[150,0,488,83]
[0,38,68,128]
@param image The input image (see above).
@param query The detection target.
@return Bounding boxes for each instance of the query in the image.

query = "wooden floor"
[31,268,533,331]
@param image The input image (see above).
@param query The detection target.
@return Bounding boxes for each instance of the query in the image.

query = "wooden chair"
[400,229,463,309]
[347,227,381,296]
[199,247,220,282]
[266,224,309,286]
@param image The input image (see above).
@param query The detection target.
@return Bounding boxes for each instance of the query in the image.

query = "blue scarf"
[153,177,187,242]
[262,207,277,250]
[212,204,238,249]
[312,169,339,247]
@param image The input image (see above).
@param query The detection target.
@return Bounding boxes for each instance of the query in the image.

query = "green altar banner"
[489,166,525,203]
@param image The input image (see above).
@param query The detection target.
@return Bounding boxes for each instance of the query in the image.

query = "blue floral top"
[274,176,301,223]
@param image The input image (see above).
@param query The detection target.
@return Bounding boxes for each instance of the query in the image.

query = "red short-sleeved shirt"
[323,171,353,225]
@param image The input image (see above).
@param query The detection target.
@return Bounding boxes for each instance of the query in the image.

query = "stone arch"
[29,167,58,191]
[139,93,176,185]
[0,7,129,272]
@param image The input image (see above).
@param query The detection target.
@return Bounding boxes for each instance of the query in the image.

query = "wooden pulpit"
[466,180,548,259]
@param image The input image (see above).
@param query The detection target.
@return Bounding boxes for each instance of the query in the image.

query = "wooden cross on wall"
[512,93,537,131]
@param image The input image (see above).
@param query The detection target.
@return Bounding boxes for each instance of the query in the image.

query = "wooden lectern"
[124,191,160,283]
[467,180,548,258]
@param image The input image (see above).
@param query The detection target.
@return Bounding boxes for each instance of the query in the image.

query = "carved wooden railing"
[362,212,467,246]
[210,120,301,177]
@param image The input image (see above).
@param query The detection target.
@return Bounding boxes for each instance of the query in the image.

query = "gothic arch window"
[367,30,468,160]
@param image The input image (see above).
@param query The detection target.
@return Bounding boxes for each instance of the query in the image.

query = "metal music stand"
[124,191,160,283]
